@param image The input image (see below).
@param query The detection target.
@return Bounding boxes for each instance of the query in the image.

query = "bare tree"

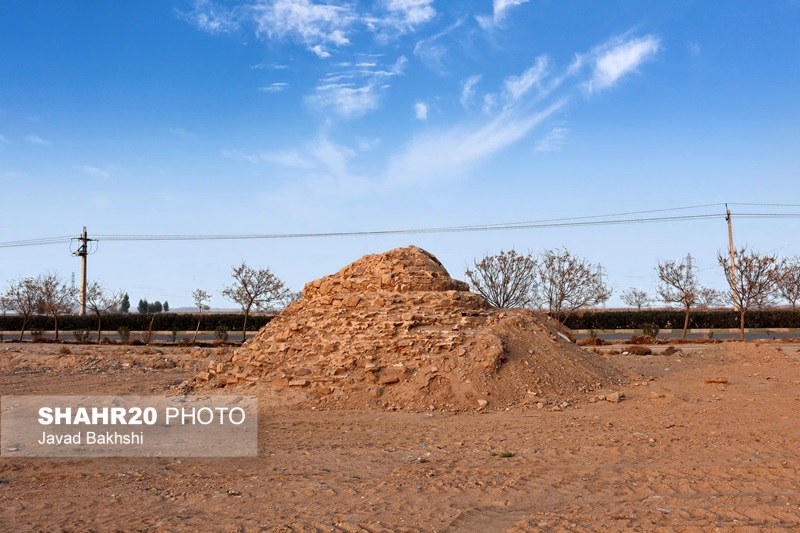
[621,288,650,310]
[657,259,700,339]
[717,247,780,341]
[697,287,723,309]
[465,249,538,308]
[192,289,211,342]
[34,273,76,341]
[776,257,800,311]
[85,282,123,342]
[3,277,39,341]
[536,248,612,322]
[222,262,289,342]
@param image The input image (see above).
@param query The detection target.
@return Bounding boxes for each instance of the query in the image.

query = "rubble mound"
[195,246,623,410]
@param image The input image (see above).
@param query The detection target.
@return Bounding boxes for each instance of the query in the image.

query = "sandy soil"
[2,341,800,531]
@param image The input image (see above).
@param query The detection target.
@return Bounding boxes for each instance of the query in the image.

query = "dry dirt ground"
[2,341,800,531]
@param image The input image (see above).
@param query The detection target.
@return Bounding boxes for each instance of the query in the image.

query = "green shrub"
[640,323,660,338]
[214,325,229,342]
[117,326,130,341]
[73,329,90,343]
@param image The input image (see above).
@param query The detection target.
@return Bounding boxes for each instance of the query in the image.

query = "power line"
[94,213,724,242]
[727,202,800,208]
[0,236,72,249]
[1,205,799,249]
[734,213,800,218]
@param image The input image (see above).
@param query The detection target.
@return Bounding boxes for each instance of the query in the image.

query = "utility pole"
[685,253,694,284]
[73,227,90,316]
[725,205,739,310]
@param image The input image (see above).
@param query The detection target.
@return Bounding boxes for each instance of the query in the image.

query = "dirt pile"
[194,246,623,410]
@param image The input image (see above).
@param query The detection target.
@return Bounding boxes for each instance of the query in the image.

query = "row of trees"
[466,247,800,340]
[0,275,124,341]
[137,299,169,314]
[0,262,292,343]
[4,250,798,344]
[465,248,611,320]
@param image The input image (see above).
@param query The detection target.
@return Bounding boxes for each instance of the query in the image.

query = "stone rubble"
[194,246,622,410]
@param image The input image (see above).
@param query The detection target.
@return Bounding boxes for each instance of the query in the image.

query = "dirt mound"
[194,246,623,410]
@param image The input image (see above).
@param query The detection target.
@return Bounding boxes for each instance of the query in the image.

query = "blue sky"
[1,0,799,308]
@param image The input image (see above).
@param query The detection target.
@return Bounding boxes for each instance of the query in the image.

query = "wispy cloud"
[534,126,569,153]
[185,0,435,56]
[224,133,371,198]
[413,17,466,73]
[460,75,482,108]
[225,31,661,196]
[251,63,289,70]
[259,82,289,93]
[414,101,428,120]
[223,148,314,168]
[585,35,661,93]
[251,0,357,58]
[503,55,549,103]
[177,0,240,34]
[0,134,7,144]
[307,55,406,118]
[307,83,383,118]
[477,0,530,29]
[75,165,111,178]
[367,0,436,40]
[386,100,566,187]
[477,56,551,115]
[25,134,51,146]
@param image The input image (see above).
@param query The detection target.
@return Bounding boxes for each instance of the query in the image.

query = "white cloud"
[259,82,289,92]
[25,134,51,146]
[225,134,370,199]
[503,55,549,103]
[688,41,701,57]
[75,165,111,179]
[224,148,316,169]
[414,101,428,120]
[494,0,529,24]
[356,137,381,151]
[482,93,498,115]
[586,35,661,93]
[478,0,529,28]
[385,100,566,187]
[534,126,569,153]
[178,0,239,34]
[385,0,435,26]
[307,55,406,119]
[251,63,289,70]
[412,17,466,73]
[310,44,332,58]
[307,83,383,118]
[475,57,553,116]
[460,75,482,108]
[368,0,436,39]
[251,0,357,58]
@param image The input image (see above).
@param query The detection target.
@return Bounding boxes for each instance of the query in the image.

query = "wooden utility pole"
[725,206,739,310]
[73,226,89,316]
